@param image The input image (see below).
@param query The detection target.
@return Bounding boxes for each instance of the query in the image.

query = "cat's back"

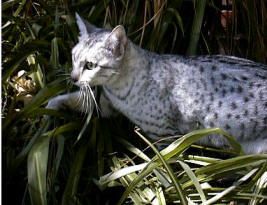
[152,54,267,143]
[173,55,267,105]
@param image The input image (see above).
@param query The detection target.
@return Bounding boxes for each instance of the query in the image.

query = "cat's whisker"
[86,84,100,116]
[78,86,85,110]
[84,85,90,114]
[87,85,94,115]
[82,87,87,113]
[82,84,91,115]
[81,88,88,119]
[87,84,100,116]
[66,79,74,89]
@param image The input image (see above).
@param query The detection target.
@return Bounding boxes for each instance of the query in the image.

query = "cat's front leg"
[47,91,87,113]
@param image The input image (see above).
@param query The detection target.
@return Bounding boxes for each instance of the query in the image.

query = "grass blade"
[11,119,50,173]
[160,128,244,161]
[201,168,258,205]
[61,120,96,205]
[27,134,51,205]
[186,0,207,55]
[177,160,207,203]
[133,129,187,205]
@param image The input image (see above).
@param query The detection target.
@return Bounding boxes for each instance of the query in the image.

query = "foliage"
[2,0,267,204]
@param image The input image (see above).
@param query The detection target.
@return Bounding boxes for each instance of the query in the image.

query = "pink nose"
[71,71,79,82]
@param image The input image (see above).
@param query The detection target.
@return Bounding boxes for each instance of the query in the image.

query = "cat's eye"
[85,61,96,70]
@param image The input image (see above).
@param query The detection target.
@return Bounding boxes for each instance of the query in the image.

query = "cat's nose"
[71,72,79,82]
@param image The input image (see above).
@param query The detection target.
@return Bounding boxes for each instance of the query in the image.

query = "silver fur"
[47,13,267,154]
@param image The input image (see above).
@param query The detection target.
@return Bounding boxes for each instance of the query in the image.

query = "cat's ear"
[75,13,98,37]
[105,25,128,59]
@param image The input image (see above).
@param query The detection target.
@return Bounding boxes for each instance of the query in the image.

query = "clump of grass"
[2,0,267,205]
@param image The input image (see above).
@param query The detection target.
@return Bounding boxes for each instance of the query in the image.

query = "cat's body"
[47,14,267,154]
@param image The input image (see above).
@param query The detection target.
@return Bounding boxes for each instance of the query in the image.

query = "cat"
[47,13,267,154]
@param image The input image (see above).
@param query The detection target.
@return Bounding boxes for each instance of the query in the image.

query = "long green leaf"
[27,134,51,205]
[160,128,244,161]
[177,160,207,203]
[2,0,21,10]
[186,0,207,55]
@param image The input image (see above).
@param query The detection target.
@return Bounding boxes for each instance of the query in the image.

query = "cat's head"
[71,13,128,86]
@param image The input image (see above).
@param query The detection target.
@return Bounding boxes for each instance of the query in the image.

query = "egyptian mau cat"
[47,13,267,154]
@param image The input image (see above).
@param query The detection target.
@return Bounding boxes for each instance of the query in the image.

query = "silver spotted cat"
[47,13,267,154]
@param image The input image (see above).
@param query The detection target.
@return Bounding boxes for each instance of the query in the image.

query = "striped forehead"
[72,30,109,61]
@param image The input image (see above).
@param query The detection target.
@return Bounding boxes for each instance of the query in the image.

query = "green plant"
[2,1,267,204]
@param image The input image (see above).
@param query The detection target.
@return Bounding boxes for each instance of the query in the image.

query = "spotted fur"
[47,13,267,154]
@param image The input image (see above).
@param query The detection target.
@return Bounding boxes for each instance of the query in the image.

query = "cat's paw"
[46,96,66,110]
[45,96,68,119]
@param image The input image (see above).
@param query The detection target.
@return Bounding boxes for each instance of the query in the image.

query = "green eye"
[86,62,96,70]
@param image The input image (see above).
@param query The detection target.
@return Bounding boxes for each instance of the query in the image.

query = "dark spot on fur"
[237,86,243,93]
[206,104,211,112]
[231,102,237,109]
[259,91,264,100]
[244,110,249,116]
[255,73,267,80]
[227,61,237,65]
[240,123,245,130]
[211,77,215,84]
[222,89,227,97]
[218,101,223,107]
[203,81,207,90]
[200,94,205,103]
[264,117,267,125]
[221,73,228,80]
[249,93,254,98]
[215,87,219,92]
[211,66,217,71]
[209,93,214,101]
[254,106,258,115]
[249,82,254,88]
[227,113,232,119]
[244,97,249,103]
[230,87,235,92]
[232,77,238,82]
[214,112,218,119]
[210,122,215,127]
[235,115,240,119]
[242,76,248,81]
[219,60,229,64]
[225,124,231,130]
[200,66,205,73]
